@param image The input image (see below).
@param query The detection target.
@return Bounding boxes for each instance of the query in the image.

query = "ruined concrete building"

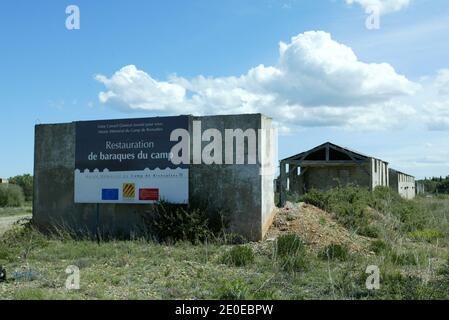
[279,142,415,205]
[389,169,416,200]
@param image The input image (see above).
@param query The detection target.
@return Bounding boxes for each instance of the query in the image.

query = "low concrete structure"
[33,114,276,241]
[389,169,416,199]
[279,142,389,206]
[0,178,8,184]
[416,181,425,195]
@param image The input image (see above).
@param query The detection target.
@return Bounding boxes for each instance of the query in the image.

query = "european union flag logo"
[102,189,119,201]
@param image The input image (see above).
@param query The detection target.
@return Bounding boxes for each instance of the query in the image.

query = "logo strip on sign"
[139,188,160,201]
[102,189,119,201]
[123,183,135,198]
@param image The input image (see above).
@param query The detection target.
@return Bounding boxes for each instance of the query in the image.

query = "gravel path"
[0,214,31,235]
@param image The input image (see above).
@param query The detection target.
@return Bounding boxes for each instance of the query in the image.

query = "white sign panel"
[74,116,189,204]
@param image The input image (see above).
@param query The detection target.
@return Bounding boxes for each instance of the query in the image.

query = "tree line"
[418,176,449,194]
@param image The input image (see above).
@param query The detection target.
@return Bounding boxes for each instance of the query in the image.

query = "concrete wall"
[286,158,390,196]
[33,114,276,241]
[299,162,372,194]
[389,169,415,199]
[260,115,276,236]
[416,182,425,195]
[371,159,389,190]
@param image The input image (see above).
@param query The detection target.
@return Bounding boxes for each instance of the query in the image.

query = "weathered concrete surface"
[33,114,276,241]
[371,159,389,190]
[33,123,146,237]
[389,169,416,199]
[295,163,372,194]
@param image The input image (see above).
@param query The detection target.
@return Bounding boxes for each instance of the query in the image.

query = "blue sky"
[1,0,449,179]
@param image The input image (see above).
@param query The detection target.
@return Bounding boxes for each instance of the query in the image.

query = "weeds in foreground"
[221,246,255,267]
[319,244,350,261]
[1,189,448,300]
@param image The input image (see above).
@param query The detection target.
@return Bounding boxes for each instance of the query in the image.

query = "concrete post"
[279,160,287,207]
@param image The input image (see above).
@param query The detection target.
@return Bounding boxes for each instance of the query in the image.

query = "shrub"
[369,240,391,255]
[318,244,350,261]
[280,254,309,273]
[8,174,33,202]
[301,189,329,210]
[409,229,444,242]
[390,251,418,266]
[275,235,309,273]
[370,187,426,233]
[215,279,249,300]
[302,186,430,237]
[141,201,229,244]
[379,272,449,300]
[302,187,373,235]
[0,184,25,207]
[358,224,381,239]
[221,246,255,267]
[142,202,211,244]
[276,234,304,257]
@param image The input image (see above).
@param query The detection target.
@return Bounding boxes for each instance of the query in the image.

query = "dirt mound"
[264,202,371,254]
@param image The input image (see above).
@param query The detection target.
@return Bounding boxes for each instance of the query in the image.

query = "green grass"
[0,189,448,300]
[0,205,32,217]
[221,246,255,267]
[276,234,305,257]
[319,244,350,261]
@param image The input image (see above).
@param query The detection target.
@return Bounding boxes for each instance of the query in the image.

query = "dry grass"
[0,193,448,300]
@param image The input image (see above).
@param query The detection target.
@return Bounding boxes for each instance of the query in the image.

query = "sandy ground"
[0,214,31,235]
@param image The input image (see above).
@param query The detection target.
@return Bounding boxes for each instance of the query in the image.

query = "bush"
[276,234,305,257]
[142,202,211,244]
[215,279,249,300]
[221,246,255,267]
[369,240,392,255]
[319,244,350,261]
[302,186,429,236]
[390,251,418,266]
[358,224,381,239]
[301,189,329,210]
[370,187,426,232]
[409,229,444,242]
[141,201,229,244]
[301,187,373,235]
[280,254,309,273]
[379,272,449,299]
[275,235,309,273]
[0,184,25,207]
[8,174,33,202]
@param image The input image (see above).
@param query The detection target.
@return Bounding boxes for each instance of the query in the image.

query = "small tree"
[9,174,33,202]
[0,184,25,207]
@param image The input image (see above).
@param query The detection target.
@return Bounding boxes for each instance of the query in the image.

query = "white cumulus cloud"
[434,69,449,95]
[96,31,420,131]
[96,65,188,113]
